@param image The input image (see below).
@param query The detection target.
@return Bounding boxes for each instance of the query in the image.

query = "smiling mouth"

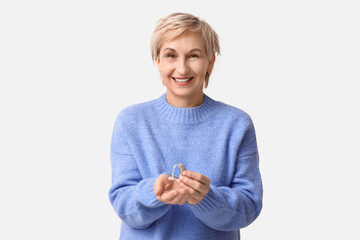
[172,77,194,83]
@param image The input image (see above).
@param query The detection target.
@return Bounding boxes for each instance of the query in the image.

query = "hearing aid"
[168,163,186,180]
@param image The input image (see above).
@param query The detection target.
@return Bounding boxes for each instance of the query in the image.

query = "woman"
[109,12,263,240]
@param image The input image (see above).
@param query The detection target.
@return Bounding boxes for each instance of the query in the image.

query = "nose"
[176,57,189,75]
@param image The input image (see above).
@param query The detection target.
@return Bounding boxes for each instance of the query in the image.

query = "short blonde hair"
[150,12,220,88]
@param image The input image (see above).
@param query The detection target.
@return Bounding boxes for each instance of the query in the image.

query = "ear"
[207,54,216,74]
[155,57,161,71]
[155,57,165,85]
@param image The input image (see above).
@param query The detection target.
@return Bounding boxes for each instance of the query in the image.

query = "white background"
[1,0,359,239]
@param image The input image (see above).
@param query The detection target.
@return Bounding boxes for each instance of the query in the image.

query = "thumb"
[154,174,167,196]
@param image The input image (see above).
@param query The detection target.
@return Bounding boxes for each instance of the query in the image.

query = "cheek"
[193,62,209,76]
[161,64,175,76]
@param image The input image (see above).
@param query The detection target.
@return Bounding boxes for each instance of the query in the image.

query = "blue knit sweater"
[109,93,263,240]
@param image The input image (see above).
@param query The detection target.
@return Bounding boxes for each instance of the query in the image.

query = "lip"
[172,77,193,86]
[172,77,193,80]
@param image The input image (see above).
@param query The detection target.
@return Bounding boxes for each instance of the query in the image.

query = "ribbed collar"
[152,93,220,124]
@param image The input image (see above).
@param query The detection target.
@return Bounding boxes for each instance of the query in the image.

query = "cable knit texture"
[109,93,263,240]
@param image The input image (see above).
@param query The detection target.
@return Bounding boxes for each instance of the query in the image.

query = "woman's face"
[156,31,214,106]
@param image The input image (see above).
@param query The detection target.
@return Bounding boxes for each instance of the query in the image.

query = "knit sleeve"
[188,118,263,231]
[108,114,171,229]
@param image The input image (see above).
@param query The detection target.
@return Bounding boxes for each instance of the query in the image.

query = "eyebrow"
[162,48,202,53]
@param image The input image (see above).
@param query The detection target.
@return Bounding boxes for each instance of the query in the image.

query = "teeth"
[174,78,191,82]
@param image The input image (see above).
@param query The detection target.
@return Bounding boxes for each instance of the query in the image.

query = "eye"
[166,53,176,58]
[189,54,199,58]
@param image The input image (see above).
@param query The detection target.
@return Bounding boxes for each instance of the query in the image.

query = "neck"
[165,92,204,108]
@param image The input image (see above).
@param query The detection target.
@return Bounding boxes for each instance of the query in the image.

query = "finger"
[186,188,201,205]
[187,197,201,205]
[159,190,179,202]
[171,189,188,205]
[177,195,188,205]
[177,179,202,197]
[179,176,205,192]
[154,178,165,196]
[164,181,172,191]
[186,197,197,205]
[170,195,184,205]
[154,174,172,196]
[182,171,210,185]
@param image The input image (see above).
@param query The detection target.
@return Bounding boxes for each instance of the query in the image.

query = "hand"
[177,171,211,205]
[154,174,189,205]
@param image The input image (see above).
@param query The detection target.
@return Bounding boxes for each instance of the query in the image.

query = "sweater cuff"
[189,185,220,214]
[139,177,167,208]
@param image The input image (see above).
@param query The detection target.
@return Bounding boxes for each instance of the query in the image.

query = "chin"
[170,89,202,98]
